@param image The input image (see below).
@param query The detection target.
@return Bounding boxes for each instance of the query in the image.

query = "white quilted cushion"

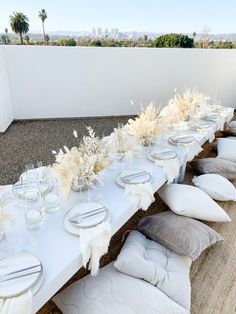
[114,231,192,311]
[53,262,189,314]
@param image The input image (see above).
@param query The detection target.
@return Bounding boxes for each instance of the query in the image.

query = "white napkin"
[177,141,203,162]
[79,221,111,276]
[196,127,215,143]
[124,182,155,211]
[0,290,32,314]
[155,158,180,184]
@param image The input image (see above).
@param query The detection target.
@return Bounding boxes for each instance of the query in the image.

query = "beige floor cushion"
[53,262,189,314]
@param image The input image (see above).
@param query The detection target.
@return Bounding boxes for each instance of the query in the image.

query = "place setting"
[201,112,219,122]
[147,147,177,162]
[168,134,195,145]
[115,167,152,188]
[146,147,180,184]
[64,202,110,236]
[0,253,44,312]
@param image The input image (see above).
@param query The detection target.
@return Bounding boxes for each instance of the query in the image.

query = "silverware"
[0,269,41,284]
[69,208,107,224]
[69,206,105,221]
[0,264,41,279]
[121,171,148,180]
[172,135,191,142]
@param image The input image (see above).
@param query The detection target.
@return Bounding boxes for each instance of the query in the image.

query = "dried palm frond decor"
[125,103,161,146]
[52,127,110,198]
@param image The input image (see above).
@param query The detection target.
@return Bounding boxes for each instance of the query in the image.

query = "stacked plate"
[64,202,110,236]
[201,112,218,121]
[190,121,211,131]
[0,253,43,299]
[168,135,194,145]
[116,168,152,188]
[147,148,177,162]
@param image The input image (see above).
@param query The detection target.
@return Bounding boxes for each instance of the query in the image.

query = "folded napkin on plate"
[0,290,32,314]
[196,127,215,143]
[124,182,155,211]
[177,141,203,162]
[79,221,111,276]
[155,158,180,184]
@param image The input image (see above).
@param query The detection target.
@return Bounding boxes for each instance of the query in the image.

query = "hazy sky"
[0,0,235,34]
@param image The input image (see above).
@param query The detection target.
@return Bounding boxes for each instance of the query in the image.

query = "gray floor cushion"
[53,262,189,314]
[114,230,192,311]
[190,158,236,180]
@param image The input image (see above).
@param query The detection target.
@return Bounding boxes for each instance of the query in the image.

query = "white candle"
[45,193,58,204]
[26,209,41,223]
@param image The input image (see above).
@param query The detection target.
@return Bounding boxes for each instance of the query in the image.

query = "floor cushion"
[158,184,231,222]
[114,230,192,310]
[137,211,223,261]
[53,262,189,314]
[217,138,236,162]
[192,174,236,201]
[190,158,236,180]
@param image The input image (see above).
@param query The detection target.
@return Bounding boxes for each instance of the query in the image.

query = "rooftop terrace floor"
[0,116,129,185]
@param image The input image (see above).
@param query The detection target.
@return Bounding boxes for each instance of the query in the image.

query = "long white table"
[1,108,233,313]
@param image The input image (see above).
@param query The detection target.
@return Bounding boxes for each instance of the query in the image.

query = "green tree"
[59,38,77,46]
[38,9,47,44]
[10,12,29,45]
[24,34,30,44]
[144,34,148,42]
[153,33,194,48]
[2,28,10,44]
[45,34,50,45]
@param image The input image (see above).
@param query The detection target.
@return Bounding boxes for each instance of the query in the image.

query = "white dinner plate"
[168,135,194,145]
[0,253,43,298]
[201,113,218,121]
[116,168,152,188]
[147,148,177,161]
[64,202,110,236]
[190,121,211,130]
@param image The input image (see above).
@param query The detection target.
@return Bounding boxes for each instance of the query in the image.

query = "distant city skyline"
[0,0,236,34]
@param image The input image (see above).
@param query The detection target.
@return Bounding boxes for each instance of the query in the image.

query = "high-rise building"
[92,28,96,37]
[97,28,102,37]
[111,28,119,39]
[105,28,109,37]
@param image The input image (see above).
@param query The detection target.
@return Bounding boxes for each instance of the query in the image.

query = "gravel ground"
[0,117,130,185]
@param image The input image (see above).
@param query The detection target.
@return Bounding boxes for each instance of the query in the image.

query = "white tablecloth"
[0,107,233,313]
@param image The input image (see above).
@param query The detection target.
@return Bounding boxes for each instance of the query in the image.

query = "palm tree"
[38,9,47,44]
[10,12,29,45]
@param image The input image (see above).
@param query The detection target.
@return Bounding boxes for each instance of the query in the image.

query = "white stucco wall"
[0,47,13,132]
[0,46,236,131]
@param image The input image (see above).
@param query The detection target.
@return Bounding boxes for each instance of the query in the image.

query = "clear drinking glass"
[24,191,44,230]
[43,179,61,214]
[73,178,86,202]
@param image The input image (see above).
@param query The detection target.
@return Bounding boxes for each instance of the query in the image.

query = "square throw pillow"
[137,211,223,261]
[158,184,231,222]
[190,158,236,180]
[217,138,236,162]
[192,174,236,201]
[114,230,192,310]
